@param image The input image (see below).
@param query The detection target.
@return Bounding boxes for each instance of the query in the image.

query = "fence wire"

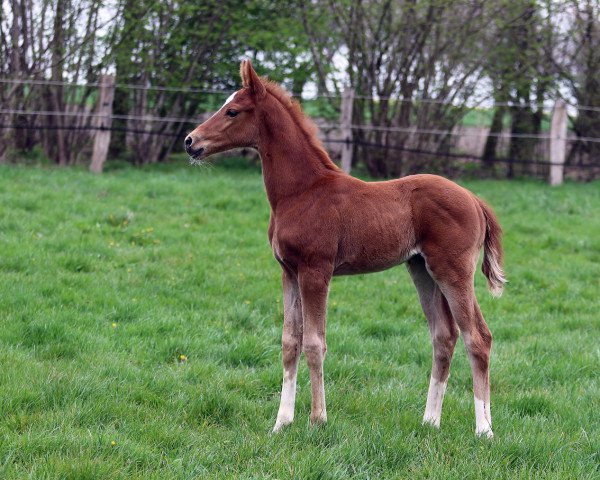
[3,77,600,111]
[3,109,600,143]
[2,122,600,169]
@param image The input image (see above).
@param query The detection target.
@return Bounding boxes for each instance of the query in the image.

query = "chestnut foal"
[185,60,505,438]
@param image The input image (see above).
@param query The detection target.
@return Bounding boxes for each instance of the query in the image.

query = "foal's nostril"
[184,136,193,148]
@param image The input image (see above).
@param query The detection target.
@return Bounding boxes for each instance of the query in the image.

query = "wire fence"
[322,138,600,169]
[2,121,600,170]
[3,110,600,144]
[0,123,181,137]
[2,77,600,176]
[0,78,235,96]
[0,108,204,124]
[2,76,599,110]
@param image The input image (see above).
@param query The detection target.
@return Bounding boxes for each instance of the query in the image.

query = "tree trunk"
[507,104,536,178]
[482,105,505,175]
[50,0,67,165]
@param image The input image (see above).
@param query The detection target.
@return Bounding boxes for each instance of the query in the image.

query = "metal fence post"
[340,87,354,174]
[549,99,567,186]
[90,74,116,173]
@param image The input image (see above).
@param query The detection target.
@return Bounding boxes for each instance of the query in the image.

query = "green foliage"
[0,161,598,478]
[108,0,319,164]
[111,0,317,93]
[481,0,557,170]
[302,98,341,120]
[235,0,317,92]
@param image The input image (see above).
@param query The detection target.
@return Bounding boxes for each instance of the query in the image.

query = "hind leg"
[407,255,459,428]
[429,254,494,437]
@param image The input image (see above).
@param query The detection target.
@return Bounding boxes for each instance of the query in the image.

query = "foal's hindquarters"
[403,175,498,437]
[272,174,502,437]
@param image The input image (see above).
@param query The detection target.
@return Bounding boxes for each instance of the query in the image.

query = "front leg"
[273,270,303,432]
[298,265,331,425]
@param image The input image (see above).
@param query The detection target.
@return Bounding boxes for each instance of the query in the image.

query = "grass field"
[0,159,598,479]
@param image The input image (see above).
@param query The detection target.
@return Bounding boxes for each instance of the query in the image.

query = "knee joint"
[465,335,491,371]
[303,339,326,366]
[282,336,301,366]
[433,329,458,349]
[480,327,492,348]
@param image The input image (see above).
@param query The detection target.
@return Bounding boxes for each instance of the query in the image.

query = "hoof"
[422,416,441,429]
[272,418,292,433]
[309,413,327,426]
[476,427,494,439]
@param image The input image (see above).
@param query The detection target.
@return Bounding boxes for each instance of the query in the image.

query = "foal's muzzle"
[184,135,204,159]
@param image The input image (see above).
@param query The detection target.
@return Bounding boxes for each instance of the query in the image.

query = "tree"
[481,0,556,177]
[301,0,501,177]
[550,0,600,172]
[0,0,116,164]
[109,0,318,165]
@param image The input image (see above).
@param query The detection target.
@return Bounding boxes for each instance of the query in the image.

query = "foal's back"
[317,173,486,276]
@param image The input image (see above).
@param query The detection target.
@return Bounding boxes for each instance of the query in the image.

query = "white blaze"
[204,91,239,123]
[223,91,237,107]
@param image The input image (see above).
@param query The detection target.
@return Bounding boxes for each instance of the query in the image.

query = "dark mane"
[261,79,340,172]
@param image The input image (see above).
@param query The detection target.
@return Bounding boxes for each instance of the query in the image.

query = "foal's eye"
[225,109,239,118]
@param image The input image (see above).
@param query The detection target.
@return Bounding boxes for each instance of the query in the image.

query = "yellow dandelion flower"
[111,322,117,329]
[180,354,187,362]
[111,440,116,446]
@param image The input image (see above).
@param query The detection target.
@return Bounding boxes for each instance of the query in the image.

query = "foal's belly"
[333,249,417,275]
[333,198,416,275]
[333,232,418,276]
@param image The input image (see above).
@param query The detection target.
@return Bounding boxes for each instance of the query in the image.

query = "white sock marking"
[273,370,297,432]
[423,376,447,428]
[474,395,493,438]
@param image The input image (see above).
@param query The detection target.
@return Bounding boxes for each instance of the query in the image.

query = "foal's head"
[185,60,266,162]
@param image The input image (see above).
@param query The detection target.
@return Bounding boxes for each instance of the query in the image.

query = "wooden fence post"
[90,74,116,173]
[549,99,567,186]
[340,87,354,173]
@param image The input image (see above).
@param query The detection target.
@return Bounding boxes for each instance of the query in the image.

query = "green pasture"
[0,159,598,478]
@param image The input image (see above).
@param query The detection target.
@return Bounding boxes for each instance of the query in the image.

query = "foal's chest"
[269,207,338,270]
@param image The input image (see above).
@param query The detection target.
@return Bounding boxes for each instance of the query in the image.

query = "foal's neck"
[257,96,340,209]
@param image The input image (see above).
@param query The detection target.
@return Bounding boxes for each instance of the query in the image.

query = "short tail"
[477,198,506,297]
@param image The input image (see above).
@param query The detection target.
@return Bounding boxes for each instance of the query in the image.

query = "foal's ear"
[240,60,266,99]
